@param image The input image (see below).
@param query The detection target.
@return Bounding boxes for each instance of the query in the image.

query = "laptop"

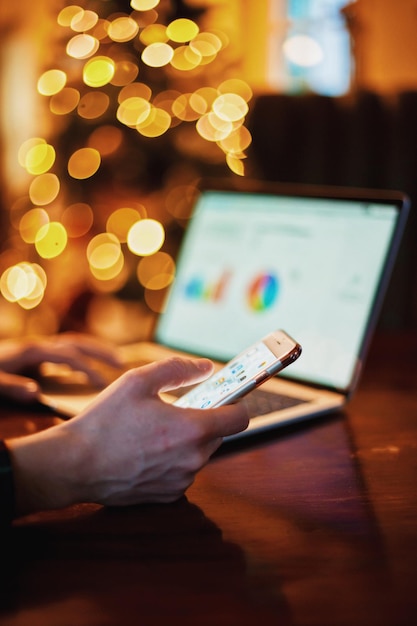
[40,178,409,440]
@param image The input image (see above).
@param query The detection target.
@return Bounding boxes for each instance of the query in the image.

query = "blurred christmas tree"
[0,0,252,338]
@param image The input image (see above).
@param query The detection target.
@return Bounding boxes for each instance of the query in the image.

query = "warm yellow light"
[218,78,253,102]
[87,233,124,280]
[131,0,160,10]
[0,262,47,306]
[117,97,151,127]
[78,91,110,119]
[18,138,46,168]
[108,17,139,42]
[68,148,101,179]
[140,24,168,46]
[71,10,99,33]
[136,107,171,137]
[193,87,218,109]
[28,173,60,206]
[196,113,232,142]
[141,42,174,67]
[57,5,84,27]
[127,219,165,256]
[212,93,248,122]
[89,241,122,270]
[35,222,68,259]
[170,46,201,71]
[106,207,143,242]
[189,32,222,57]
[166,18,199,43]
[87,233,120,264]
[50,88,81,115]
[226,154,245,176]
[37,70,67,96]
[24,144,56,175]
[219,125,252,154]
[66,34,99,59]
[83,56,115,87]
[19,209,50,243]
[137,251,175,290]
[172,93,203,121]
[118,82,152,103]
[89,253,124,281]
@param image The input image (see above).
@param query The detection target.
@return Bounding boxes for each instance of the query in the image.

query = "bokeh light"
[83,56,116,87]
[142,42,174,67]
[213,93,248,122]
[119,82,152,102]
[67,34,100,59]
[108,17,139,43]
[35,222,68,259]
[136,107,171,137]
[71,9,99,33]
[19,209,50,243]
[28,173,60,206]
[140,23,168,45]
[50,88,81,115]
[0,262,47,309]
[87,233,124,281]
[127,219,165,256]
[137,251,175,290]
[57,5,84,27]
[68,147,101,179]
[117,96,151,127]
[24,143,56,175]
[78,91,110,119]
[107,207,144,242]
[170,46,202,71]
[37,69,67,96]
[166,18,199,43]
[7,0,252,315]
[131,0,160,11]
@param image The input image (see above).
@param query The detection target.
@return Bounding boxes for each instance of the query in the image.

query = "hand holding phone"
[174,329,301,409]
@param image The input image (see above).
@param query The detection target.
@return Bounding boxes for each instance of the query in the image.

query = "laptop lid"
[155,179,409,395]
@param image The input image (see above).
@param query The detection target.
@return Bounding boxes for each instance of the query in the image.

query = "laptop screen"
[155,185,405,391]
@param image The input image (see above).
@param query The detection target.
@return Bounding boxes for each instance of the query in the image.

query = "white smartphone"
[174,329,301,409]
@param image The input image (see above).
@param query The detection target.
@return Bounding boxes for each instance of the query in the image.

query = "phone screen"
[174,341,281,409]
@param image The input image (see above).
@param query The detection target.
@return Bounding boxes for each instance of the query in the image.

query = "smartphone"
[174,329,301,409]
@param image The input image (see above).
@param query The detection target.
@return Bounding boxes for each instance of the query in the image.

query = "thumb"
[139,357,214,395]
[0,372,41,404]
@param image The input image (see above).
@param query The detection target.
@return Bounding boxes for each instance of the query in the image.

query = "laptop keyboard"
[168,381,307,417]
[242,388,307,418]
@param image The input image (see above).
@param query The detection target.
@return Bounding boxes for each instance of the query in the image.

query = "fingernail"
[196,359,212,371]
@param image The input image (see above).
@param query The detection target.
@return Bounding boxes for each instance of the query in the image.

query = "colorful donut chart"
[247,273,279,311]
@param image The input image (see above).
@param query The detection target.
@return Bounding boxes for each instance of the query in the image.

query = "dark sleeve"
[0,440,15,528]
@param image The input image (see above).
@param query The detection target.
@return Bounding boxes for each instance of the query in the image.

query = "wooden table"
[1,332,416,626]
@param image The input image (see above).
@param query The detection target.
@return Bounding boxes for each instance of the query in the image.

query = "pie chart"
[247,273,279,311]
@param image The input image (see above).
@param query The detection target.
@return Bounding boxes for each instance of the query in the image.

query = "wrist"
[6,423,89,516]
